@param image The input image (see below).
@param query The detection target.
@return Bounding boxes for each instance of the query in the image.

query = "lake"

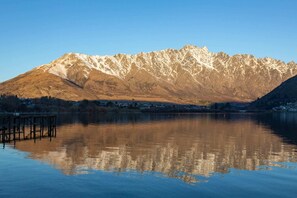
[1,113,297,197]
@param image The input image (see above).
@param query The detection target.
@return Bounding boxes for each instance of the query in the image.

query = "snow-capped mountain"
[1,45,297,104]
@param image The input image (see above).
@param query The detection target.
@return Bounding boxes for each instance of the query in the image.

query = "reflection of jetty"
[0,114,57,147]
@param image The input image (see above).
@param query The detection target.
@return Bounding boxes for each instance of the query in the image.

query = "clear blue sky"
[0,0,296,82]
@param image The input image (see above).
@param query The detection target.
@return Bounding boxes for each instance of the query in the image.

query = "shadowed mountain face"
[251,75,297,109]
[14,113,297,183]
[1,45,297,104]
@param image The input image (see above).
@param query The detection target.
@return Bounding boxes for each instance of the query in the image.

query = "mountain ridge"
[1,45,297,104]
[251,75,297,109]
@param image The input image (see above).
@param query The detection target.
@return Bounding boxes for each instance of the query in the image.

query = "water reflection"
[13,113,297,183]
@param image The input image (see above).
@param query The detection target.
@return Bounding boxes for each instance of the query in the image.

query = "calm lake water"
[1,113,297,197]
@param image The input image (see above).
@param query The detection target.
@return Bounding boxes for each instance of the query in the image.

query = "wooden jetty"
[0,114,57,147]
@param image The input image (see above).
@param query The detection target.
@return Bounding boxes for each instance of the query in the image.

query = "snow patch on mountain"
[37,45,297,85]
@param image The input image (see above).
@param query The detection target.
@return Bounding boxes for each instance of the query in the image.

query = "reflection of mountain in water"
[15,114,297,183]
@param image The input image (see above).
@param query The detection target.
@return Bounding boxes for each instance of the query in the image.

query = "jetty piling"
[0,114,57,147]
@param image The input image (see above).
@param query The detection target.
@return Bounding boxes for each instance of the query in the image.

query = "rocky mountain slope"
[1,45,296,104]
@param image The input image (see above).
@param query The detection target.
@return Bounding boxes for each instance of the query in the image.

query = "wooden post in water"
[8,117,11,143]
[22,117,25,140]
[13,117,16,147]
[29,117,32,139]
[1,128,5,149]
[33,117,36,142]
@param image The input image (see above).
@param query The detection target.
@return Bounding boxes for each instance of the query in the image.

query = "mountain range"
[1,45,296,104]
